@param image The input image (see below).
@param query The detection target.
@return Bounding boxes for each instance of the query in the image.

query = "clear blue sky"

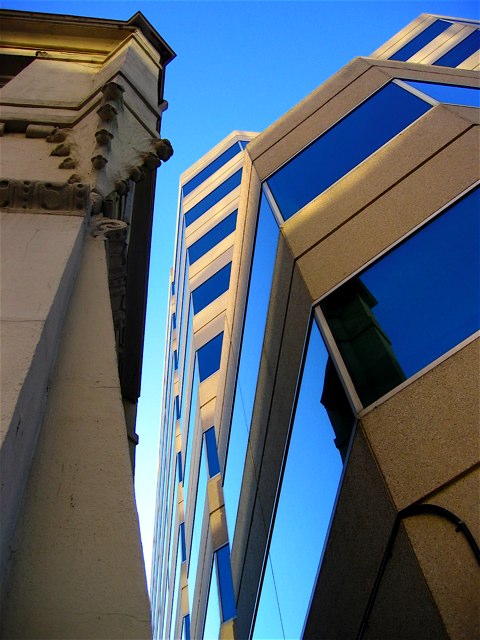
[4,0,478,587]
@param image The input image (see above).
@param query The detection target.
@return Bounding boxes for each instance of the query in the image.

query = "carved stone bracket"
[0,179,88,215]
[90,216,128,239]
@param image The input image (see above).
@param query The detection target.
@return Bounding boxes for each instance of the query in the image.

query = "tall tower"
[152,13,479,640]
[0,9,174,638]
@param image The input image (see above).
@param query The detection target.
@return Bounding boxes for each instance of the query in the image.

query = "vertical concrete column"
[1,236,152,639]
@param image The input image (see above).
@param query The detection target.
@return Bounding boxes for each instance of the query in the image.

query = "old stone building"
[0,9,174,638]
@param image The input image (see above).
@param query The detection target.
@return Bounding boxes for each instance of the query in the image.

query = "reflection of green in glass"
[321,186,479,407]
[321,279,406,407]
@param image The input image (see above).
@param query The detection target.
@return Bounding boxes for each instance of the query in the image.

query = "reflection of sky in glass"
[267,82,431,220]
[216,545,236,622]
[433,29,480,67]
[188,441,207,612]
[168,534,182,640]
[223,193,279,541]
[203,558,221,640]
[402,80,480,107]
[253,320,344,640]
[359,187,479,380]
[188,211,237,265]
[183,358,199,503]
[388,19,451,61]
[192,262,232,314]
[183,142,242,197]
[185,169,242,227]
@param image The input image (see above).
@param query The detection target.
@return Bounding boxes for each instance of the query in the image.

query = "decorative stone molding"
[154,138,174,161]
[95,129,114,147]
[90,191,104,215]
[90,216,128,239]
[25,124,55,139]
[0,179,88,214]
[68,174,82,184]
[129,166,144,183]
[51,143,71,157]
[114,180,130,196]
[91,155,108,170]
[96,104,118,122]
[59,157,77,169]
[101,82,125,102]
[143,152,161,171]
[46,128,68,143]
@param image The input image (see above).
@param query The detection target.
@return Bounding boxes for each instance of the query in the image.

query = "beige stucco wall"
[1,237,151,639]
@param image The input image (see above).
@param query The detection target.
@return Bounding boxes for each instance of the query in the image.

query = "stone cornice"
[0,178,89,215]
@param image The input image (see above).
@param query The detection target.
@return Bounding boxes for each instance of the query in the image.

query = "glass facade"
[401,80,480,107]
[266,82,432,221]
[388,19,451,61]
[320,186,479,407]
[185,169,243,228]
[192,263,232,314]
[152,134,253,639]
[223,193,279,540]
[253,317,354,638]
[188,211,237,265]
[183,142,244,197]
[433,28,480,67]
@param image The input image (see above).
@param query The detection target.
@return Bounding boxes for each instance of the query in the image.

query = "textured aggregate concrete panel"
[402,467,480,640]
[1,238,151,639]
[362,339,479,510]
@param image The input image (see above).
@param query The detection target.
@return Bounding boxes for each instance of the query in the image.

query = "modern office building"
[152,12,479,640]
[0,9,174,638]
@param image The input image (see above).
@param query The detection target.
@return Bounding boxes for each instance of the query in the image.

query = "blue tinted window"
[181,615,190,640]
[224,194,279,540]
[433,29,480,67]
[185,170,243,228]
[253,320,352,639]
[403,80,480,107]
[203,558,221,640]
[267,82,431,220]
[389,19,451,61]
[168,533,182,640]
[188,211,237,265]
[182,143,242,197]
[180,522,187,562]
[197,332,224,382]
[239,139,251,149]
[216,545,236,622]
[320,186,480,407]
[205,427,220,477]
[180,302,193,423]
[183,357,199,503]
[177,452,183,484]
[192,263,232,314]
[188,442,207,612]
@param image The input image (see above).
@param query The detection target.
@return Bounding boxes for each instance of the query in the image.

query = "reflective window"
[320,186,480,407]
[216,545,236,622]
[205,427,220,478]
[192,263,232,314]
[185,169,243,228]
[183,357,199,502]
[266,82,431,220]
[188,211,237,265]
[433,29,480,67]
[223,194,279,540]
[182,615,190,640]
[203,558,221,640]
[197,332,224,382]
[253,319,354,639]
[402,80,480,107]
[188,442,208,611]
[238,139,251,150]
[182,143,242,197]
[388,19,451,61]
[168,532,183,640]
[180,303,193,424]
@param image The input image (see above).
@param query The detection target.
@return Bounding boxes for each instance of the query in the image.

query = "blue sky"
[4,0,478,586]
